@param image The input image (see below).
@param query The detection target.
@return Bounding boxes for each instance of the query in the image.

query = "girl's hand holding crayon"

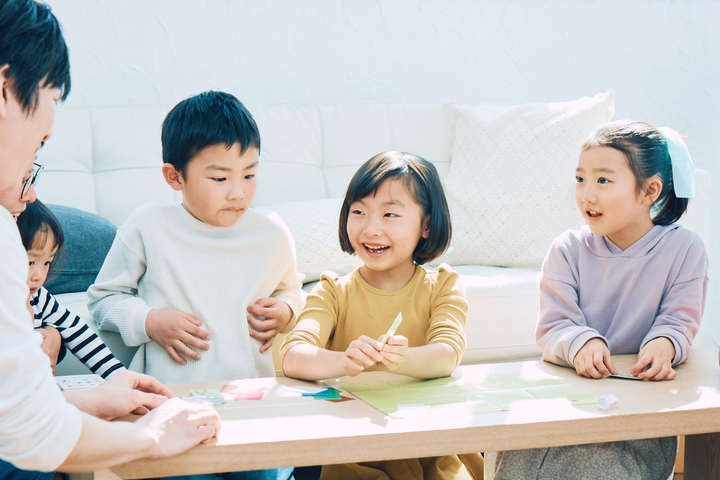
[630,337,676,381]
[342,335,384,376]
[573,338,618,379]
[376,334,409,372]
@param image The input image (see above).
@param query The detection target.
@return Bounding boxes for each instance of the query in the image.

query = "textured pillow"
[433,91,615,269]
[44,205,117,295]
[266,198,362,283]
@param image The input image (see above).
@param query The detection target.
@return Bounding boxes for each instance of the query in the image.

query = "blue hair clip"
[658,127,695,199]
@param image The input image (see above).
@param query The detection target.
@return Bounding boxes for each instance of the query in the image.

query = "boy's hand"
[573,338,618,379]
[630,337,676,381]
[247,298,292,353]
[376,335,409,372]
[342,335,384,377]
[145,309,210,365]
[39,326,62,374]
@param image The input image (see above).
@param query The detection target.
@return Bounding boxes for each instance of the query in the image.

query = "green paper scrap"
[343,374,597,416]
[311,387,342,400]
[190,389,223,398]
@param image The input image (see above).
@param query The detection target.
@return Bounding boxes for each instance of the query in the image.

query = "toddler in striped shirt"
[17,199,125,378]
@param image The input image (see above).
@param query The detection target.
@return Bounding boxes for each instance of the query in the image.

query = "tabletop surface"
[112,349,720,478]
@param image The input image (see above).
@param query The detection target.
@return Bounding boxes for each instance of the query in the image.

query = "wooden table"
[111,349,720,479]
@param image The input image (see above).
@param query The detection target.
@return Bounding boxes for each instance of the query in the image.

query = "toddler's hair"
[161,90,261,175]
[16,199,65,278]
[582,120,688,225]
[339,151,451,265]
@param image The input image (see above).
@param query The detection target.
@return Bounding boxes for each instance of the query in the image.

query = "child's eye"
[28,261,34,267]
[384,212,398,218]
[598,177,610,184]
[211,177,226,183]
[350,209,364,215]
[244,174,256,180]
[44,261,52,267]
[575,176,584,183]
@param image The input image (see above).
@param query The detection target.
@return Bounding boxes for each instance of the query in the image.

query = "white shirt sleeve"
[0,208,82,471]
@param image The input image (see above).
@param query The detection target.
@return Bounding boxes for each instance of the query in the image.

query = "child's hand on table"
[342,335,384,377]
[247,298,292,353]
[573,338,618,378]
[39,326,62,374]
[630,337,676,381]
[377,335,409,372]
[146,308,210,365]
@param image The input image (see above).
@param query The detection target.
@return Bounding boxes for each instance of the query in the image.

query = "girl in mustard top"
[281,151,483,480]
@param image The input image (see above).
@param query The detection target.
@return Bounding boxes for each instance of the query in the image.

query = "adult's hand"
[137,397,222,459]
[64,370,171,421]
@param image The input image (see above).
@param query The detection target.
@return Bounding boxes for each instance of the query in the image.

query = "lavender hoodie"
[536,224,708,368]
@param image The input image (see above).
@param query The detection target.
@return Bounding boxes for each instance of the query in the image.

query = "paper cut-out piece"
[55,374,104,391]
[608,373,643,381]
[379,312,403,350]
[234,390,265,401]
[325,396,354,403]
[292,386,329,394]
[302,389,329,396]
[311,388,342,400]
[221,385,239,393]
[177,395,226,405]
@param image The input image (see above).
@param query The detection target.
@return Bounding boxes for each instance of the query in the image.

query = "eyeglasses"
[21,163,44,199]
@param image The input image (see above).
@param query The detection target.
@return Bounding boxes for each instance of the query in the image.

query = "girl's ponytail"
[652,187,688,226]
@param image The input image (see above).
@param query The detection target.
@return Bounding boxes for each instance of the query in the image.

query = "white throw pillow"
[267,198,362,283]
[434,91,615,269]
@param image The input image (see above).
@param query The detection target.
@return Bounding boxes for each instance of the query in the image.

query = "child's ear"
[0,64,12,119]
[421,215,431,239]
[162,163,184,191]
[641,176,663,206]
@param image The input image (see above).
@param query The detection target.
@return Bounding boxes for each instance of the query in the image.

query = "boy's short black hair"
[161,91,261,175]
[0,0,71,112]
[17,199,66,279]
[339,151,452,265]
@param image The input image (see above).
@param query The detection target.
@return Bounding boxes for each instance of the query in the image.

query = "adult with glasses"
[0,0,221,475]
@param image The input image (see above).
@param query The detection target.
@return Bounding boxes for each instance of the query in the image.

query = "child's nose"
[363,216,383,236]
[228,183,245,201]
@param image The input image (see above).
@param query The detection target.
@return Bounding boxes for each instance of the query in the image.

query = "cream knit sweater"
[89,202,304,384]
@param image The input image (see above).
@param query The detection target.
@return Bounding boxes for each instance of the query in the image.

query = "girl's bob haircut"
[338,151,452,265]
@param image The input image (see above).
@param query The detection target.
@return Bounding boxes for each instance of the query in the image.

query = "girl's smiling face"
[346,178,429,290]
[575,146,660,250]
[27,230,58,296]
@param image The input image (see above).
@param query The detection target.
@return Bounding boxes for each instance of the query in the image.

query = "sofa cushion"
[44,205,117,295]
[267,198,362,283]
[435,91,615,269]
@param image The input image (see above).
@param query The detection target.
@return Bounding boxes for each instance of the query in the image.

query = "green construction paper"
[344,373,597,416]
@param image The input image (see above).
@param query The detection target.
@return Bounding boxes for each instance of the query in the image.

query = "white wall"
[45,0,719,347]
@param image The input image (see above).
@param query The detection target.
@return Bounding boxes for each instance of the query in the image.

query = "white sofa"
[37,96,711,375]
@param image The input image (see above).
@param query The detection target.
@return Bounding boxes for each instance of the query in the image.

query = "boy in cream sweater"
[89,91,304,386]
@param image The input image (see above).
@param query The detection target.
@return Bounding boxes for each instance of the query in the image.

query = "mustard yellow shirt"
[281,264,483,480]
[280,263,468,367]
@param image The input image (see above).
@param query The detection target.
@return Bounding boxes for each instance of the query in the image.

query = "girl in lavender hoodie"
[496,120,708,480]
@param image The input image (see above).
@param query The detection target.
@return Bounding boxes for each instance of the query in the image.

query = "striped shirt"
[31,286,124,378]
